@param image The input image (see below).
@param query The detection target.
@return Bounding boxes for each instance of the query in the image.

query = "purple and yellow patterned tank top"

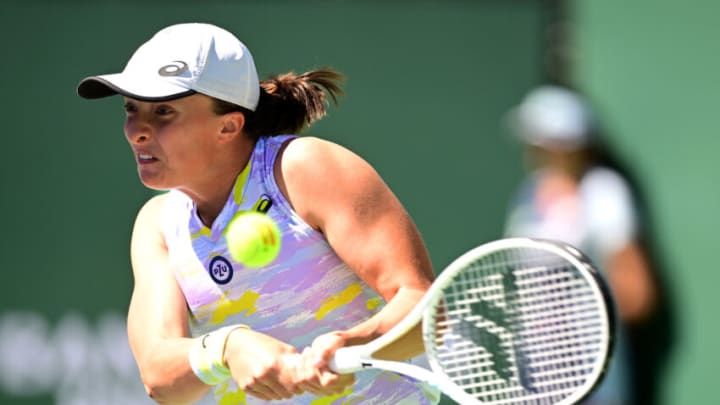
[161,135,439,405]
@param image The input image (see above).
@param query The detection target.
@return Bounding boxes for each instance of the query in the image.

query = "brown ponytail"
[211,67,345,139]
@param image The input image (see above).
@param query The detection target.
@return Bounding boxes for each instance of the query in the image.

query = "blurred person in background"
[503,85,675,405]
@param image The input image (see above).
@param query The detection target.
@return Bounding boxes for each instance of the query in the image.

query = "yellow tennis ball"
[226,212,281,268]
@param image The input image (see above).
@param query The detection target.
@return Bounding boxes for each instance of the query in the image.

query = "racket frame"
[330,237,616,405]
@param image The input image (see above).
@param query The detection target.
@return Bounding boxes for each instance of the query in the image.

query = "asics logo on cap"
[158,61,189,77]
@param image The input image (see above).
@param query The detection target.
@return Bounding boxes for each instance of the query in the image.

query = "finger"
[300,377,336,397]
[317,369,341,388]
[243,384,273,401]
[297,380,325,397]
[309,333,343,368]
[298,349,324,390]
[312,346,335,368]
[298,345,353,397]
[261,377,297,400]
[318,370,355,395]
[301,346,355,396]
[280,354,305,396]
[241,373,295,400]
[296,348,329,396]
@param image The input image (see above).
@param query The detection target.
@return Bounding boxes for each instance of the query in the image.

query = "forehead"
[123,93,214,109]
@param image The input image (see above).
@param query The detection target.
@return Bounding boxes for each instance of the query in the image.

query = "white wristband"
[188,325,249,385]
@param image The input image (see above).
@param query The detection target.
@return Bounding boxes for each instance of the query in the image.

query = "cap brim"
[77,73,195,101]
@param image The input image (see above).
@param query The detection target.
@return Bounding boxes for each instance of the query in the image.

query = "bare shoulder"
[135,193,169,225]
[276,136,382,229]
[280,136,376,179]
[282,136,351,162]
[130,194,171,275]
[131,193,171,248]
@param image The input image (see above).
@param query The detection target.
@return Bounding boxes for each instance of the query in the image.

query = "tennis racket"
[329,238,615,405]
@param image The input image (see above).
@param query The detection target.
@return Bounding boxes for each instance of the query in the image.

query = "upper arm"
[127,194,189,363]
[276,137,434,301]
[582,169,656,321]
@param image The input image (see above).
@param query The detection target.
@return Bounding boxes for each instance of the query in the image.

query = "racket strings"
[425,247,608,405]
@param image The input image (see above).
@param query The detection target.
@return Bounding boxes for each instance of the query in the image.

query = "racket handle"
[328,346,366,374]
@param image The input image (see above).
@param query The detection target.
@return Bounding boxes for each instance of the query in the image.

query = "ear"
[218,112,246,143]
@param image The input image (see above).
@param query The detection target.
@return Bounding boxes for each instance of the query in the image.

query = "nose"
[124,117,152,144]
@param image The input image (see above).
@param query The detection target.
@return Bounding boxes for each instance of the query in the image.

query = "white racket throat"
[331,346,480,404]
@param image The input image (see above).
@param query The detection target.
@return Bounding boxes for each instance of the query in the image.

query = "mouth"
[136,152,158,164]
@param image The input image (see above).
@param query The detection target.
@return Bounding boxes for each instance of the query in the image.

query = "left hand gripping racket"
[329,238,615,405]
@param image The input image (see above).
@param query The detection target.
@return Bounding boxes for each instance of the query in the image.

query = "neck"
[194,184,234,227]
[184,138,256,227]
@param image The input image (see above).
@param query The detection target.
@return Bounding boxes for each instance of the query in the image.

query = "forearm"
[340,286,427,361]
[129,197,212,403]
[133,336,211,404]
[607,242,657,323]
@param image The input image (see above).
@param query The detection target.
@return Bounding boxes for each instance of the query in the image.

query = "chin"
[138,173,172,191]
[143,183,172,192]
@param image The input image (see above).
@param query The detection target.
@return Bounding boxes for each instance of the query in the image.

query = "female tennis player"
[77,23,439,404]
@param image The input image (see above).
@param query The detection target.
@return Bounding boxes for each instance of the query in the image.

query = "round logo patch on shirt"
[208,256,233,285]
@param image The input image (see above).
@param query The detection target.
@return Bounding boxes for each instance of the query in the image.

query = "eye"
[155,105,175,115]
[123,102,137,113]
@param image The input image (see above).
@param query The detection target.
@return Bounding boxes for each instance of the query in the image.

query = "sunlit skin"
[123,93,433,402]
[123,94,253,226]
[81,24,436,403]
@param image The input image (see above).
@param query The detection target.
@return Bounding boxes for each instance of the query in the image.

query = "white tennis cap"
[507,85,595,150]
[77,23,260,111]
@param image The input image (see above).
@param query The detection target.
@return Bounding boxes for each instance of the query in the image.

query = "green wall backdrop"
[572,1,719,403]
[0,1,545,404]
[4,1,715,404]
